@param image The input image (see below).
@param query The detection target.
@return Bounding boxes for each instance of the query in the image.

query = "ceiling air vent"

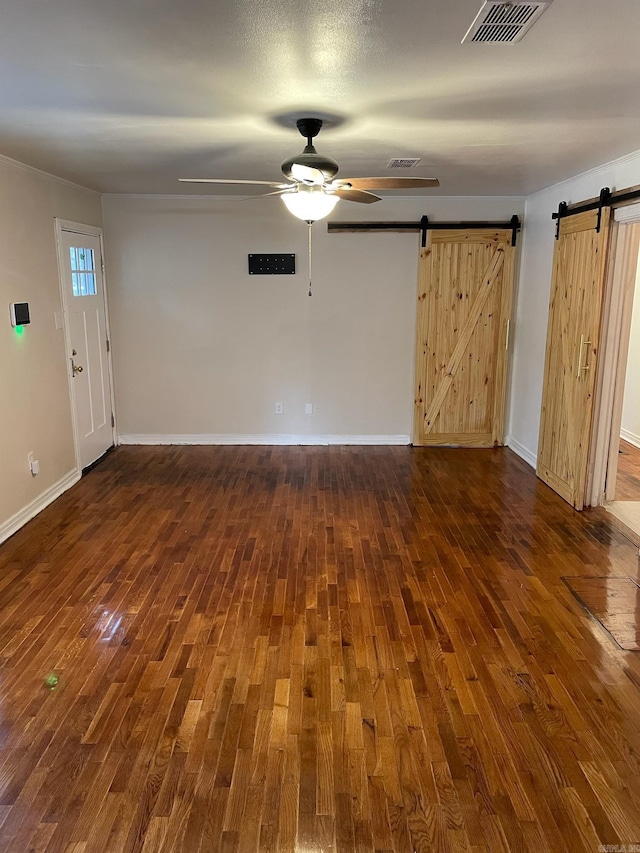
[462,1,552,44]
[387,158,421,169]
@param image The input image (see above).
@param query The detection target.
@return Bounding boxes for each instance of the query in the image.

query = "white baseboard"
[118,433,411,446]
[506,435,537,469]
[0,469,81,546]
[621,428,640,450]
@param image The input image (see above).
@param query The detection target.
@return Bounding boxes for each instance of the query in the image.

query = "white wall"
[0,156,102,541]
[102,195,523,443]
[507,148,640,467]
[621,254,640,448]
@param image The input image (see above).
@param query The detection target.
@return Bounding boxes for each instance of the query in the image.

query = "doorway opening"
[604,242,640,539]
[589,205,640,543]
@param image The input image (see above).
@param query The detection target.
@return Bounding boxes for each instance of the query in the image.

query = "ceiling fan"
[179,118,440,222]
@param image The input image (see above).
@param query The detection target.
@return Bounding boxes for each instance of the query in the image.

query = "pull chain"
[307,220,313,297]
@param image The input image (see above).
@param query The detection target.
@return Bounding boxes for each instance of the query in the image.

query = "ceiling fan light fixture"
[179,117,440,207]
[281,186,339,222]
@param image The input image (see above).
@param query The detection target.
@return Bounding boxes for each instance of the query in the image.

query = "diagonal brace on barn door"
[423,249,505,433]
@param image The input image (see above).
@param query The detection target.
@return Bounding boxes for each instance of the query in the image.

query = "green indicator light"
[14,325,24,336]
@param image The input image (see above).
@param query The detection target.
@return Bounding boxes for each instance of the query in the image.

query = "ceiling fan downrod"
[296,117,323,147]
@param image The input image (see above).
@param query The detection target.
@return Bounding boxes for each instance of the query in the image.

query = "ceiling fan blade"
[333,188,381,204]
[335,177,440,190]
[178,178,290,188]
[240,188,296,200]
[291,163,325,185]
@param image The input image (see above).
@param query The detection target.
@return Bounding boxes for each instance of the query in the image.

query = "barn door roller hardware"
[552,187,612,239]
[328,215,521,246]
[548,183,640,239]
[551,186,611,234]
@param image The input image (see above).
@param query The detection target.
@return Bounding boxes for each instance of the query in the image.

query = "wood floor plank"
[0,445,639,851]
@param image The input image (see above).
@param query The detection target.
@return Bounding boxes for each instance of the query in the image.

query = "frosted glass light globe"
[282,187,339,222]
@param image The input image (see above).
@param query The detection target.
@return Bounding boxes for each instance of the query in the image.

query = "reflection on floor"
[616,439,640,500]
[566,576,640,649]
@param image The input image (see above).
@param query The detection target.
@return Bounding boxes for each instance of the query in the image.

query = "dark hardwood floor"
[617,439,640,500]
[1,445,640,852]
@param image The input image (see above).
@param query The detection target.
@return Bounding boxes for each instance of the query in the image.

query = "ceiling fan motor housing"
[281,117,339,181]
[281,146,339,181]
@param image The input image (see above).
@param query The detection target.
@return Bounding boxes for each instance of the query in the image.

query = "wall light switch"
[305,403,313,415]
[54,311,63,330]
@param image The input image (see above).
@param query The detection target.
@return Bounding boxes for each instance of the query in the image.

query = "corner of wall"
[506,435,537,470]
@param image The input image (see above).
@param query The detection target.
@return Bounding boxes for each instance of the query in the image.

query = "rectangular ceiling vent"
[387,158,421,169]
[462,1,552,43]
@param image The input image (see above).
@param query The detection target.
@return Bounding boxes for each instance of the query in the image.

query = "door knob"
[71,358,83,376]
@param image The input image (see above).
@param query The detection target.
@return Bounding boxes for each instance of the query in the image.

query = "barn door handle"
[576,335,592,378]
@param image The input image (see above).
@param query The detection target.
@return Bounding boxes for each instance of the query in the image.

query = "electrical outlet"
[275,402,284,415]
[305,403,313,415]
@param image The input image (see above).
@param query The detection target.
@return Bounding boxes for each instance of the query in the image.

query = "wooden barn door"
[537,209,611,509]
[413,228,515,447]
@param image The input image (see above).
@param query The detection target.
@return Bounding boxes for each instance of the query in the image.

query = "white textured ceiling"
[1,0,640,196]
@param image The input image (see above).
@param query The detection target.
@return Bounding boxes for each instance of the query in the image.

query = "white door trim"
[55,218,103,237]
[54,219,117,471]
[614,202,640,223]
[588,216,640,505]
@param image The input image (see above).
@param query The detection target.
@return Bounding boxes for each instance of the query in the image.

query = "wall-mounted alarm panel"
[9,302,30,327]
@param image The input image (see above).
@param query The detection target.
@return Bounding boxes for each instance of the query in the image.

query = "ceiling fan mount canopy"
[280,118,339,181]
[295,117,323,140]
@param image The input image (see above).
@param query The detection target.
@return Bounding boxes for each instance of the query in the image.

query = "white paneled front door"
[57,224,114,470]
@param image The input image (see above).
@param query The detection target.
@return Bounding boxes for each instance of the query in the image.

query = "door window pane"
[70,247,97,296]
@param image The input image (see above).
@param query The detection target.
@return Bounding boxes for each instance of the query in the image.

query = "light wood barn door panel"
[413,229,515,447]
[537,209,611,509]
